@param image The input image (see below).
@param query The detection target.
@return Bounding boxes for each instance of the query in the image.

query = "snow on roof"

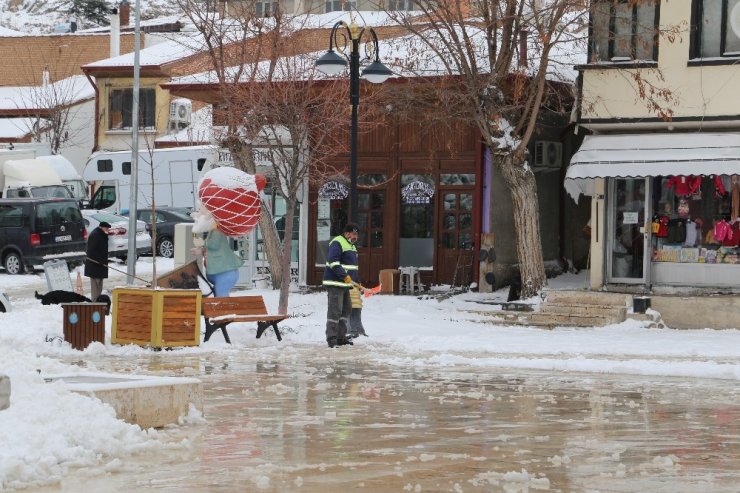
[83,32,206,68]
[0,117,35,138]
[0,25,25,36]
[0,75,95,111]
[169,22,585,87]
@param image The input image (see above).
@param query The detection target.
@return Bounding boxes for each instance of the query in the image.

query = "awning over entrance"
[564,132,740,201]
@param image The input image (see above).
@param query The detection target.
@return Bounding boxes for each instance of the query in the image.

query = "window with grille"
[325,0,355,12]
[388,0,415,10]
[108,88,156,130]
[590,0,659,62]
[691,0,740,58]
[256,1,278,17]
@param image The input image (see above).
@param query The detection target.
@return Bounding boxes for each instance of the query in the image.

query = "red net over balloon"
[197,168,266,237]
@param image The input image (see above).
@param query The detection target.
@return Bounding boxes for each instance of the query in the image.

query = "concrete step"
[528,312,618,327]
[541,303,627,319]
[544,290,630,307]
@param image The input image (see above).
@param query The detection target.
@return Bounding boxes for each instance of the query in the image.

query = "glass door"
[607,178,650,284]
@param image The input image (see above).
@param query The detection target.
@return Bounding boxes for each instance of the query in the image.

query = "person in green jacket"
[204,228,242,296]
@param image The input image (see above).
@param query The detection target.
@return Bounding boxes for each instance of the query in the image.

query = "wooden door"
[356,189,386,285]
[435,189,475,285]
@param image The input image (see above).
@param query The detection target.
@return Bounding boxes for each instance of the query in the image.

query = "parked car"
[127,207,194,258]
[0,198,87,274]
[81,210,151,261]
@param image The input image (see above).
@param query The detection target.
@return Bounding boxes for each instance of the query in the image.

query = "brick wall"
[0,34,137,86]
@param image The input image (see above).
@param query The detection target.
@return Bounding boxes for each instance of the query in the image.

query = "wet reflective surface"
[37,348,740,492]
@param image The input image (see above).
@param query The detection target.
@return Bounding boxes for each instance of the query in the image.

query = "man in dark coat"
[322,222,359,348]
[84,221,110,301]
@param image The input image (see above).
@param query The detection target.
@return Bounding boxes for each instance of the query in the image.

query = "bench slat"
[201,295,285,343]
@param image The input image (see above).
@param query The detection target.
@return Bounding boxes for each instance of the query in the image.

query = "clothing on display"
[652,174,740,265]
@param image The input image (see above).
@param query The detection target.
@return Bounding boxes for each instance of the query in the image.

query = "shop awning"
[564,132,740,202]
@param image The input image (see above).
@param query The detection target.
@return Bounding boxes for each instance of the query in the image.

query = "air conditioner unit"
[169,99,192,130]
[533,140,562,168]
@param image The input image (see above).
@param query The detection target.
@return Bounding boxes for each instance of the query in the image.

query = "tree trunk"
[276,196,297,314]
[259,205,283,290]
[499,155,546,298]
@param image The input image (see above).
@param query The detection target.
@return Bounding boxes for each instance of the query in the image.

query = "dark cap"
[99,221,112,228]
[344,222,359,234]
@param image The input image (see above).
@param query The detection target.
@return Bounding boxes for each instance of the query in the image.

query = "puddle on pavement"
[34,349,740,492]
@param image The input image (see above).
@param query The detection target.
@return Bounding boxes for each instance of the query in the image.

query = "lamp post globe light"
[315,20,392,223]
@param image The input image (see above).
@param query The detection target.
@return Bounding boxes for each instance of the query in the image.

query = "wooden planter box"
[111,288,202,348]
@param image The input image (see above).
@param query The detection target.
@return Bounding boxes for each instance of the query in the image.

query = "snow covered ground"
[1,257,740,489]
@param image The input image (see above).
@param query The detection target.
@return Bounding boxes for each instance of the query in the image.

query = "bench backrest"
[202,295,268,318]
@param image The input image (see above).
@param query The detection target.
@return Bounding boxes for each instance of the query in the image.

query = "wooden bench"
[201,295,287,343]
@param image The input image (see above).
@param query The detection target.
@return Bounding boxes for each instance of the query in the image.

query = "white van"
[82,146,218,214]
[38,155,88,202]
[0,158,74,199]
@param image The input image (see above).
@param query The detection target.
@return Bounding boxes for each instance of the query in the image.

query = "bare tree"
[374,0,593,298]
[176,1,366,312]
[381,0,682,297]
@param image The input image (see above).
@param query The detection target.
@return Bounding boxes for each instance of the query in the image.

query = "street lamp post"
[315,20,392,223]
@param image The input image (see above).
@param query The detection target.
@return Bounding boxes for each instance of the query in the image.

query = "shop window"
[440,173,476,185]
[256,0,278,17]
[590,0,659,62]
[256,188,300,264]
[325,0,355,12]
[388,0,415,10]
[400,174,434,267]
[651,175,739,265]
[315,181,349,266]
[108,88,156,130]
[691,0,740,58]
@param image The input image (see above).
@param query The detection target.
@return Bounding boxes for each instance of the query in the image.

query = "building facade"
[568,0,740,291]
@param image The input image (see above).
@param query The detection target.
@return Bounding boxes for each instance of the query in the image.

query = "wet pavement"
[31,347,740,492]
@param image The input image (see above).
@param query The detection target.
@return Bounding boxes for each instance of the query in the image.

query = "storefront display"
[651,175,740,266]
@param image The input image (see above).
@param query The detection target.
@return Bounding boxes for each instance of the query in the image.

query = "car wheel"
[4,252,24,275]
[157,236,175,258]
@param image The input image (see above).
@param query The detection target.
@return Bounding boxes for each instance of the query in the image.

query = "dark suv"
[0,198,87,274]
[128,207,193,258]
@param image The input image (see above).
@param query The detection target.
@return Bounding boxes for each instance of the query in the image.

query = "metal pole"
[126,0,141,284]
[349,35,360,223]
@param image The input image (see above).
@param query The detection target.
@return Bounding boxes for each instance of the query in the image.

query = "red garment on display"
[666,175,702,197]
[655,216,669,237]
[714,175,728,197]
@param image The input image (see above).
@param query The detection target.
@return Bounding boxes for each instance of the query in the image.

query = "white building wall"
[581,1,740,124]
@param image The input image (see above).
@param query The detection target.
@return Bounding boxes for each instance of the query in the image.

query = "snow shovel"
[352,281,382,298]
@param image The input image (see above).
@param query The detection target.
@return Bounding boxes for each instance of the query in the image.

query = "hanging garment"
[683,220,698,247]
[713,219,733,243]
[714,175,728,197]
[733,176,740,222]
[666,219,686,244]
[677,198,690,219]
[666,175,702,197]
[652,215,669,237]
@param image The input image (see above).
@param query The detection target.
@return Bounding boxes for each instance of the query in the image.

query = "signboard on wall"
[319,181,349,200]
[402,181,435,204]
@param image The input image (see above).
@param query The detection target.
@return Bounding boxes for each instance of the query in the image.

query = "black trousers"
[325,287,351,341]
